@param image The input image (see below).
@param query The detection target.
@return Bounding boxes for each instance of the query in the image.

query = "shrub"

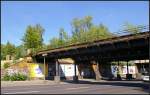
[10,73,18,81]
[2,73,10,81]
[10,73,27,81]
[2,72,27,81]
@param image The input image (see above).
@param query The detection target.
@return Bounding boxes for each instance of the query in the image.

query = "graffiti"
[6,68,28,76]
[29,64,44,77]
[122,66,135,74]
[4,62,48,78]
[35,67,42,74]
[111,66,118,75]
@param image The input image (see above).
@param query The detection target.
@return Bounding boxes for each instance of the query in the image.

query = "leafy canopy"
[22,24,44,52]
[49,16,115,48]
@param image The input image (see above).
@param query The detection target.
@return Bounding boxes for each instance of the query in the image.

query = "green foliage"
[49,28,70,48]
[2,73,27,81]
[48,16,116,49]
[15,45,26,59]
[2,73,11,81]
[71,16,93,44]
[49,37,60,48]
[1,44,6,60]
[59,28,70,46]
[1,24,44,59]
[70,16,115,44]
[2,16,145,55]
[1,43,26,60]
[5,42,16,56]
[123,22,145,34]
[42,43,49,50]
[10,73,27,81]
[22,24,44,51]
[3,62,10,69]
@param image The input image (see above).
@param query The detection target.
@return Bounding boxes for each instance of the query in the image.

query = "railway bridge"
[32,31,149,82]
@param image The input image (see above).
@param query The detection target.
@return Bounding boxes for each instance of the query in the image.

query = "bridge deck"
[34,31,149,57]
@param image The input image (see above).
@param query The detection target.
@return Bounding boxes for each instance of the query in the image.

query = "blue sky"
[1,1,149,46]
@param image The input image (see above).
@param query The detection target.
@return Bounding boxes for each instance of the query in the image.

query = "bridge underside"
[35,36,149,62]
[33,32,149,82]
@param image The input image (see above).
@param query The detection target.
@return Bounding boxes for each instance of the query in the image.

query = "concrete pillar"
[73,62,78,82]
[91,60,101,80]
[126,61,132,80]
[135,64,142,79]
[77,64,82,79]
[127,61,129,74]
[56,60,59,76]
[117,61,121,80]
[54,60,60,83]
[107,62,114,80]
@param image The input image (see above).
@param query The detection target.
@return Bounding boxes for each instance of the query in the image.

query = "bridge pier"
[91,60,101,80]
[77,64,82,79]
[54,60,60,83]
[73,62,78,82]
[117,61,121,80]
[126,61,132,80]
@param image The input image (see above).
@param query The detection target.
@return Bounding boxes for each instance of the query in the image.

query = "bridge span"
[32,31,149,82]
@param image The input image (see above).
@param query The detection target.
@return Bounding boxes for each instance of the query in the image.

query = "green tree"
[22,24,44,52]
[49,37,60,48]
[0,42,16,60]
[48,16,116,49]
[71,16,115,44]
[71,16,93,44]
[123,22,145,34]
[82,16,93,32]
[1,43,26,60]
[35,24,45,48]
[59,28,69,46]
[49,28,70,48]
[87,25,99,42]
[88,24,115,41]
[1,44,6,60]
[71,18,82,44]
[15,45,26,59]
[42,43,49,50]
[5,41,16,56]
[97,24,115,39]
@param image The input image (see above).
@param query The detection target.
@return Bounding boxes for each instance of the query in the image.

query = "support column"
[54,59,60,83]
[117,61,121,80]
[91,60,101,80]
[77,64,82,79]
[73,62,78,82]
[127,61,129,74]
[135,64,141,79]
[126,61,132,80]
